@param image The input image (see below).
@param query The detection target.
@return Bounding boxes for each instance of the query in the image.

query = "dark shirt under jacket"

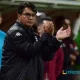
[1,21,61,80]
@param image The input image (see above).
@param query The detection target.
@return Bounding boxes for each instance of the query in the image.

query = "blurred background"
[0,0,80,32]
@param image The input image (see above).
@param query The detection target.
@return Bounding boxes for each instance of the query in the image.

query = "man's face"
[18,7,36,28]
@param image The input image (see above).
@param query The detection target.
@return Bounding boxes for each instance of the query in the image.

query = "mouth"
[27,21,34,24]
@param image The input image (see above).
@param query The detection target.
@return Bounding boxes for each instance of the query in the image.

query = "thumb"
[59,27,63,31]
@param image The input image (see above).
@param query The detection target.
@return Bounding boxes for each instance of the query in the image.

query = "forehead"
[23,7,35,14]
[43,20,53,23]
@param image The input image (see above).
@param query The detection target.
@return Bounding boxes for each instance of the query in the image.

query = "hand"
[56,26,71,40]
[43,21,54,35]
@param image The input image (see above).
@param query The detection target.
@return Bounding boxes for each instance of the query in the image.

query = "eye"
[23,13,35,17]
[32,14,35,17]
[25,13,31,17]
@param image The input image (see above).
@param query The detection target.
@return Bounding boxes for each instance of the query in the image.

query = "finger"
[48,23,54,31]
[66,26,71,31]
[66,28,71,36]
[59,27,63,31]
[43,24,46,30]
[67,31,71,37]
[43,25,48,33]
[44,23,50,32]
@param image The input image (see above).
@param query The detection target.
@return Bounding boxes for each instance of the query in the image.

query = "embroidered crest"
[15,32,22,37]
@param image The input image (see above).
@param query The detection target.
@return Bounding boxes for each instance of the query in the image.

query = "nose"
[29,16,33,20]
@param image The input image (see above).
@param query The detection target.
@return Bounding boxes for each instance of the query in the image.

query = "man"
[1,2,71,80]
[37,16,64,80]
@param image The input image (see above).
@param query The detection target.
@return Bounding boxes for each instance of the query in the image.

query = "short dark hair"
[37,16,52,26]
[18,2,37,14]
[41,16,52,21]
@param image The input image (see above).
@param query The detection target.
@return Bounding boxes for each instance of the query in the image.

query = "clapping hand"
[56,26,71,40]
[42,21,54,35]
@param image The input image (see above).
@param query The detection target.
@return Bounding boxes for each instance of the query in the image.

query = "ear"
[17,13,21,20]
[0,14,2,24]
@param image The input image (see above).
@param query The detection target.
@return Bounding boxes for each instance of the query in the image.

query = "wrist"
[55,35,62,42]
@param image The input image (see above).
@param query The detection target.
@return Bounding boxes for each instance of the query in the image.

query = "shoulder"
[7,23,26,38]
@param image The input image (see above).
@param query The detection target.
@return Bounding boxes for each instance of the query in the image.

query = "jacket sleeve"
[41,34,62,61]
[7,30,61,60]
